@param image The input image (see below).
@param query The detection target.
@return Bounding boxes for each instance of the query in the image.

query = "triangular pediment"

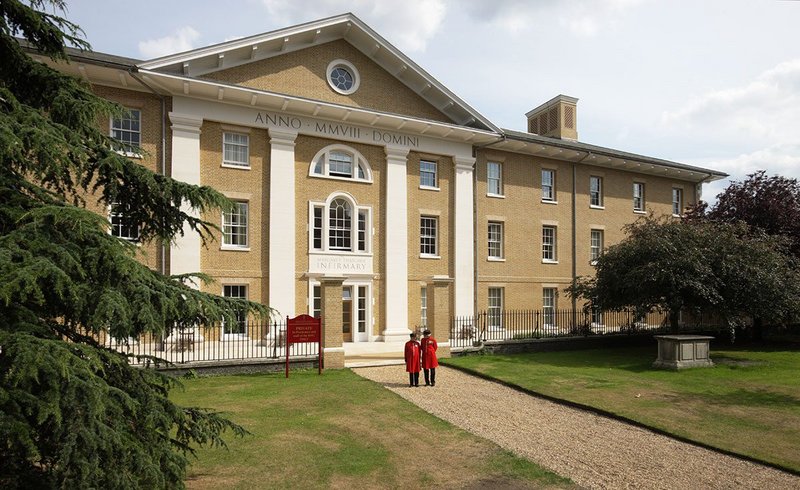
[138,14,497,131]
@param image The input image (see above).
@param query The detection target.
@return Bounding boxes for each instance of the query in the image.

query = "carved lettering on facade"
[309,254,372,275]
[254,111,418,149]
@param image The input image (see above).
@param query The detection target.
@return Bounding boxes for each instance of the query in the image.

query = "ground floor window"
[488,287,503,329]
[223,285,247,336]
[420,286,428,328]
[543,288,556,327]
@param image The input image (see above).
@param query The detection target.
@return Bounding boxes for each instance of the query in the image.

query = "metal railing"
[94,320,319,366]
[450,308,721,349]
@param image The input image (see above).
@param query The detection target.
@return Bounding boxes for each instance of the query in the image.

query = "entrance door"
[342,286,352,342]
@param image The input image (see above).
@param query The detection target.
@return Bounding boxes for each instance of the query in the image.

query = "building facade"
[33,14,726,364]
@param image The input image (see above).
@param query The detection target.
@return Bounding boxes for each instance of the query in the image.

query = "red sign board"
[287,315,321,343]
[286,314,322,378]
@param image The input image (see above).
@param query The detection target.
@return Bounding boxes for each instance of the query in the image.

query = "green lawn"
[171,369,572,489]
[443,344,800,472]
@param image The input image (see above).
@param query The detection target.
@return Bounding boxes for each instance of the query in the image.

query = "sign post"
[285,314,322,378]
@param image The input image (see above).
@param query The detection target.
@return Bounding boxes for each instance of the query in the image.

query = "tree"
[0,1,270,488]
[687,171,800,258]
[568,217,800,333]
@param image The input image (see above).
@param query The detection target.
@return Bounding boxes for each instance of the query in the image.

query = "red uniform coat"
[420,336,439,369]
[404,340,421,373]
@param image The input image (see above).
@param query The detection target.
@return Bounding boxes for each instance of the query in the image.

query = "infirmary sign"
[255,111,420,148]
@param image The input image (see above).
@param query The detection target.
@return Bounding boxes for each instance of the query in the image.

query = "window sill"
[419,185,440,191]
[542,200,558,205]
[488,257,505,262]
[542,259,559,264]
[672,214,683,218]
[590,260,598,266]
[590,205,605,210]
[419,254,441,260]
[487,193,505,199]
[114,150,143,159]
[221,246,250,252]
[222,163,251,170]
[634,210,647,215]
[309,173,373,184]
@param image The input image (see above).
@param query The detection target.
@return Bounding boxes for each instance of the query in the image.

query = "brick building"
[32,14,726,365]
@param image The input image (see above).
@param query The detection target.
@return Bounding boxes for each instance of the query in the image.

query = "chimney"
[526,95,578,141]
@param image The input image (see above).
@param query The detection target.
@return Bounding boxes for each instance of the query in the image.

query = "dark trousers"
[423,368,436,385]
[408,372,419,386]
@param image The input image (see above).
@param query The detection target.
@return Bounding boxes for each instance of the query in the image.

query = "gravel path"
[354,365,800,490]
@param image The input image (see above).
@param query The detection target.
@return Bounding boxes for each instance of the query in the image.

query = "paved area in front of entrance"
[354,365,800,490]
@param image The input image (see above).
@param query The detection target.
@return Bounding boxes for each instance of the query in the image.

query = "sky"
[61,0,800,202]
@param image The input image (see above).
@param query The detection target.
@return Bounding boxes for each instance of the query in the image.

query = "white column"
[454,155,476,318]
[168,112,204,282]
[383,145,411,341]
[268,128,298,319]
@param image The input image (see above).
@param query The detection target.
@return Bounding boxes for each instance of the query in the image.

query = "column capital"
[385,145,410,160]
[269,128,298,148]
[169,112,203,134]
[454,155,476,171]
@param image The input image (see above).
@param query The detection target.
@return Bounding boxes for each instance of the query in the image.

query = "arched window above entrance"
[310,145,372,183]
[309,193,371,254]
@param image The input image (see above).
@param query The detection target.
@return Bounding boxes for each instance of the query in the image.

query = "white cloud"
[689,143,800,204]
[259,0,446,52]
[138,26,200,59]
[662,59,800,146]
[459,0,645,36]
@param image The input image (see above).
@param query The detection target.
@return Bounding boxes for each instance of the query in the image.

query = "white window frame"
[672,188,684,216]
[308,194,372,254]
[326,59,361,95]
[222,284,248,338]
[633,182,645,212]
[542,169,556,202]
[542,225,557,263]
[488,287,504,329]
[222,132,250,168]
[543,288,557,328]
[420,216,439,257]
[590,176,603,208]
[222,201,249,249]
[109,202,140,242]
[420,286,428,328]
[487,161,503,197]
[420,159,438,189]
[309,145,372,183]
[110,108,141,157]
[488,221,504,260]
[590,229,603,264]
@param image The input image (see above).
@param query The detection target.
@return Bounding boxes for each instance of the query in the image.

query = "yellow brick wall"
[87,86,169,273]
[294,135,385,335]
[204,40,451,124]
[198,121,270,309]
[407,152,455,328]
[476,148,700,312]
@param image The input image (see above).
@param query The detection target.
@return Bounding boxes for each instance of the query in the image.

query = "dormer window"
[310,145,372,183]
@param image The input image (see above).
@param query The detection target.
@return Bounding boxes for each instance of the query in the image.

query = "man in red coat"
[404,332,421,387]
[420,329,438,386]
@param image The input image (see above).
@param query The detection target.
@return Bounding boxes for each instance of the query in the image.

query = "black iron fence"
[450,308,722,349]
[95,320,319,366]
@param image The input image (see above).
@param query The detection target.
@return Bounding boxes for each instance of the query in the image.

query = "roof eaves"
[502,128,728,178]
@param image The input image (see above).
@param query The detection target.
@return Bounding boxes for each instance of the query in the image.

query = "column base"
[381,328,412,343]
[323,347,345,369]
